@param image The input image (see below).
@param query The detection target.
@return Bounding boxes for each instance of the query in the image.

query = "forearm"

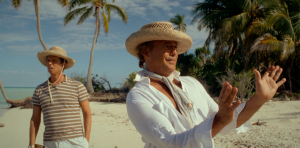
[29,118,40,145]
[83,113,92,142]
[211,115,227,137]
[236,94,265,127]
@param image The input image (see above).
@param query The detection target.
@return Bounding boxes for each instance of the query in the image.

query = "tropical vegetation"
[177,0,300,97]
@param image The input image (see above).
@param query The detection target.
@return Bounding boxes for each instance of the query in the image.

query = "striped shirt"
[31,76,90,141]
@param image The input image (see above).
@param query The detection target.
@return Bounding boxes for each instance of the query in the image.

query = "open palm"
[254,66,286,102]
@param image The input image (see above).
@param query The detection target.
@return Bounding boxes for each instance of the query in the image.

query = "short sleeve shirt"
[31,76,90,141]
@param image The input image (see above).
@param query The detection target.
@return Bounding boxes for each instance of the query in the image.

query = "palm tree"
[195,47,211,65]
[1,0,69,107]
[170,14,187,32]
[250,0,300,92]
[64,0,127,93]
[191,0,279,68]
[11,0,52,50]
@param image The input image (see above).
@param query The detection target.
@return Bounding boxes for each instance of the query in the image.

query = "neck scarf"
[144,69,194,128]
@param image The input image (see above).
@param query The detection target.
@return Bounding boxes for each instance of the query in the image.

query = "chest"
[38,86,80,109]
[150,81,182,112]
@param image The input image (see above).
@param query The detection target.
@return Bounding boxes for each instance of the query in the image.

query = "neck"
[145,67,173,77]
[49,73,64,84]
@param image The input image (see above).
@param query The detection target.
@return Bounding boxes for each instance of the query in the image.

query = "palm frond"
[291,13,300,41]
[281,35,295,60]
[246,20,278,37]
[64,6,89,25]
[105,3,111,22]
[233,0,251,12]
[57,0,69,7]
[102,11,109,34]
[77,6,94,24]
[11,0,21,9]
[104,3,127,23]
[251,33,283,53]
[268,12,295,40]
[68,0,92,11]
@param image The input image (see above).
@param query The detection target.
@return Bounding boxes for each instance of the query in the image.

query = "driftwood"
[0,76,32,108]
[99,77,112,91]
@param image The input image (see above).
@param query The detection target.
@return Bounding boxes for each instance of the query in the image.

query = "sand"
[0,101,299,148]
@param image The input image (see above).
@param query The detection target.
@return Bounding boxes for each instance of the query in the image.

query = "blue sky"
[0,0,209,88]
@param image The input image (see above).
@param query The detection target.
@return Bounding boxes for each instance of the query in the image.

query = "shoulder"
[179,76,201,86]
[35,81,48,90]
[67,78,85,87]
[179,76,208,92]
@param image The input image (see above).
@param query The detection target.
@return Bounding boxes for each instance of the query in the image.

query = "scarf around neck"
[143,69,194,129]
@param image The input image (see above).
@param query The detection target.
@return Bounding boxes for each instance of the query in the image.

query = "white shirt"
[126,70,251,148]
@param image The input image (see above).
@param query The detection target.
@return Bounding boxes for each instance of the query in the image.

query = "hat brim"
[37,50,75,69]
[125,28,192,57]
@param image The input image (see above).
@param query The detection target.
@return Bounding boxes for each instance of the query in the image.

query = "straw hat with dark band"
[37,46,75,69]
[125,21,193,57]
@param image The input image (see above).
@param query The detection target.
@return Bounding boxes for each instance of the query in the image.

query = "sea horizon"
[0,87,36,118]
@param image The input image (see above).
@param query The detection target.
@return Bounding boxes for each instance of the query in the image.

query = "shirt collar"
[47,75,68,85]
[134,70,181,84]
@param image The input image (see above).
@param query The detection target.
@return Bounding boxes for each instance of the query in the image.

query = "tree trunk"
[33,0,47,51]
[86,8,100,93]
[239,35,245,66]
[287,54,295,93]
[0,76,30,107]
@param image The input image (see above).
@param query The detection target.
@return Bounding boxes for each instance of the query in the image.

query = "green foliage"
[190,0,300,93]
[64,0,128,35]
[123,72,137,90]
[170,14,187,32]
[69,71,86,84]
[91,74,106,92]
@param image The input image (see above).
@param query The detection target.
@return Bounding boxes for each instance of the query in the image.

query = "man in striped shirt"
[29,46,91,148]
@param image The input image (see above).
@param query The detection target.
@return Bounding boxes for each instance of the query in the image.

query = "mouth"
[166,59,176,64]
[48,67,54,70]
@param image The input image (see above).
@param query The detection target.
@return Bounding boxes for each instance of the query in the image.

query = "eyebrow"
[162,42,178,46]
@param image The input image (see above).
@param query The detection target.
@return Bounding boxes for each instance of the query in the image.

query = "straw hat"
[125,21,192,57]
[37,46,75,69]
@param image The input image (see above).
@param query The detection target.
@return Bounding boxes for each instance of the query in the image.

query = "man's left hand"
[253,65,286,103]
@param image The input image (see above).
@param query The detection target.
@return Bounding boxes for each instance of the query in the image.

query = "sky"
[0,0,209,88]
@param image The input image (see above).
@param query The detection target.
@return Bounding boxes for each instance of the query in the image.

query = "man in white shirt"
[125,21,286,148]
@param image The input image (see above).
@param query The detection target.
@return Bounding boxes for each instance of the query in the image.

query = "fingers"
[225,87,238,107]
[277,78,286,87]
[221,84,232,103]
[269,66,279,78]
[230,100,241,111]
[219,82,227,101]
[253,69,262,82]
[273,67,283,81]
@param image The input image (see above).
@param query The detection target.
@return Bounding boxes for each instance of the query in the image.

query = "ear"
[142,48,151,59]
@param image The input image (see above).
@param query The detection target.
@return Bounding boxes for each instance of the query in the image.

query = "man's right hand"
[212,82,241,137]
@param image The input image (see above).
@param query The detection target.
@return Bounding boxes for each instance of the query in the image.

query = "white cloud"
[186,23,209,50]
[6,44,43,54]
[0,32,38,43]
[9,0,68,20]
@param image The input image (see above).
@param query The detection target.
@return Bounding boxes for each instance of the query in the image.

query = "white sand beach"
[0,101,299,148]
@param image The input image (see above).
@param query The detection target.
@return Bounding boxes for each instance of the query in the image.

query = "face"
[46,56,65,75]
[144,40,178,76]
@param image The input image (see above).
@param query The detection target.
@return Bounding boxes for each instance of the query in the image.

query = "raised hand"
[215,82,241,126]
[253,66,286,103]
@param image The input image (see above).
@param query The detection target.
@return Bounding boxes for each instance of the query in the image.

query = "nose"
[47,60,53,66]
[170,46,177,56]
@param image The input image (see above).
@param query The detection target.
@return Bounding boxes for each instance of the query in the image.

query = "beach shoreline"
[0,101,299,148]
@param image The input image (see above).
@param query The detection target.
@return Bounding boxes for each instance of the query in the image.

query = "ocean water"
[0,87,35,117]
